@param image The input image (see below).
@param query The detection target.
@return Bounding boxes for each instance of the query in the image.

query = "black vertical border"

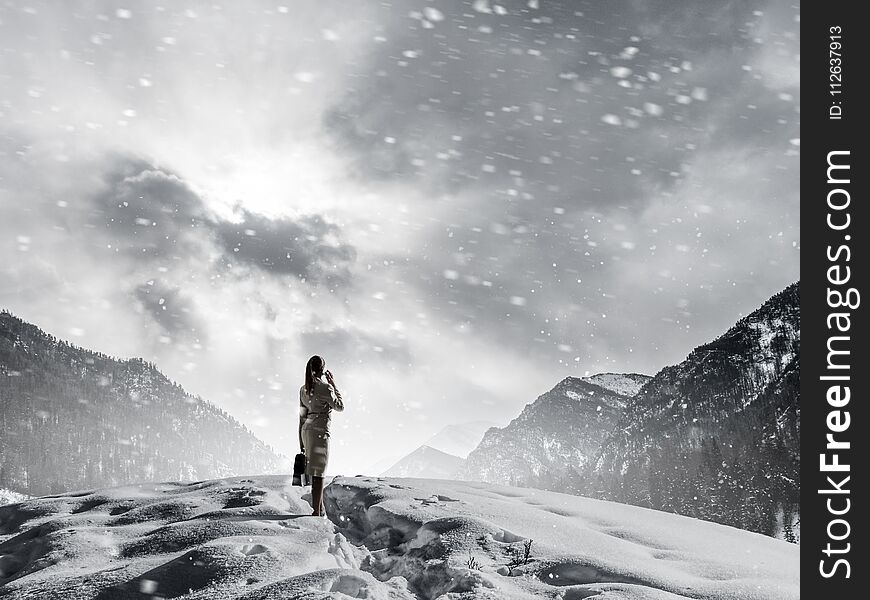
[802,3,866,596]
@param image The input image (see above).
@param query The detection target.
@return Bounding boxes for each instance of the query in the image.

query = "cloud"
[93,160,211,261]
[321,0,784,213]
[90,157,356,286]
[215,211,355,285]
[134,279,206,343]
[299,325,412,367]
[314,0,800,372]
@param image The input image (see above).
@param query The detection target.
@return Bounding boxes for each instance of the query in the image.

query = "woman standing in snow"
[298,355,344,516]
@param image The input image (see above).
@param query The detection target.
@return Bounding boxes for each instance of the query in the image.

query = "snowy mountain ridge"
[462,376,634,487]
[580,372,651,397]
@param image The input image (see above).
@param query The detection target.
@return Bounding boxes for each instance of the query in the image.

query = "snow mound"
[0,475,797,600]
[0,476,412,600]
[327,476,798,600]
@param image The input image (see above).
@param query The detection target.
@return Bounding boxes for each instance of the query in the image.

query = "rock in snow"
[0,475,797,599]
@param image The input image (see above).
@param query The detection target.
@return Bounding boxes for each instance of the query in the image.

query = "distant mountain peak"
[379,421,497,480]
[424,420,498,459]
[381,445,465,479]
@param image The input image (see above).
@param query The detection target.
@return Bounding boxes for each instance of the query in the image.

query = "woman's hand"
[325,369,343,402]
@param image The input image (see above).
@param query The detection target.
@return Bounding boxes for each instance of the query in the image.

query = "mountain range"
[2,281,800,539]
[0,311,287,497]
[463,282,800,539]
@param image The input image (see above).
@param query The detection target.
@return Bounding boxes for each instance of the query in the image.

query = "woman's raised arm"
[323,371,344,411]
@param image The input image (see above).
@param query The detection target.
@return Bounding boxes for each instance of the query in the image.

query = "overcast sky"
[0,0,799,474]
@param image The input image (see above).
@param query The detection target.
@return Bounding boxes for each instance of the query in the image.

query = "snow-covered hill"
[381,445,464,479]
[0,475,797,600]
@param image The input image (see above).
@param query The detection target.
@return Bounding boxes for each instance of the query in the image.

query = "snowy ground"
[0,491,30,508]
[0,476,797,600]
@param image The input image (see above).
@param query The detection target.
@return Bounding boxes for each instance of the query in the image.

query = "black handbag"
[292,452,308,486]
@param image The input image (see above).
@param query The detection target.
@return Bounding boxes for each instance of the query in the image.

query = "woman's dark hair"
[304,355,325,395]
